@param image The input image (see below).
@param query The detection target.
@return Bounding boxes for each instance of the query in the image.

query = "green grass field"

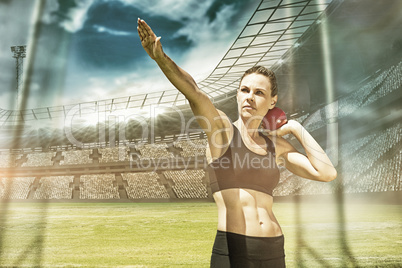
[0,201,400,267]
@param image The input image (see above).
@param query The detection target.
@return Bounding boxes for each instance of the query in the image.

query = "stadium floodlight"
[11,45,26,58]
[10,45,26,110]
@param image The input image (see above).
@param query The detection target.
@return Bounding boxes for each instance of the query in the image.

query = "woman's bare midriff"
[213,188,283,237]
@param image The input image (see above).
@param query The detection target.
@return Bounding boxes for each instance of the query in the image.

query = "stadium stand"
[338,66,393,118]
[34,176,74,199]
[98,147,130,163]
[80,174,120,199]
[135,143,174,160]
[173,139,207,157]
[0,153,23,168]
[364,62,402,108]
[292,113,310,124]
[22,152,55,167]
[0,117,399,200]
[352,150,401,193]
[341,123,401,193]
[273,122,401,196]
[274,169,300,196]
[0,177,35,199]
[60,149,93,165]
[163,170,208,198]
[122,172,170,199]
[0,112,399,200]
[303,60,402,132]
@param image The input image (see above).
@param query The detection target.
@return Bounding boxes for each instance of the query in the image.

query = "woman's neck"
[234,118,261,139]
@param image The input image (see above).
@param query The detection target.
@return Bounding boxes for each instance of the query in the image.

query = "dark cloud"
[206,0,248,22]
[48,0,79,24]
[73,1,192,69]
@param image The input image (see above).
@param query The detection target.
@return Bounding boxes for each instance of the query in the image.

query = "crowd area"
[79,174,120,199]
[273,122,401,196]
[0,154,23,168]
[0,61,400,200]
[22,152,55,167]
[0,121,399,199]
[294,60,401,132]
[122,172,170,199]
[0,121,400,199]
[353,150,401,193]
[135,143,174,160]
[99,147,130,163]
[34,176,74,199]
[0,177,35,199]
[0,170,209,199]
[341,123,401,193]
[60,150,93,165]
[163,169,208,198]
[173,139,207,157]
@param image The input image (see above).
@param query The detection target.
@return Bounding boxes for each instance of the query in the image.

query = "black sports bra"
[207,125,280,196]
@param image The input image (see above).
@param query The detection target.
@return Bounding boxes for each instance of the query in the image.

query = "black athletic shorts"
[210,230,286,268]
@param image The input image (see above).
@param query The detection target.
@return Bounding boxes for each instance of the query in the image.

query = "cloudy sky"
[0,0,258,110]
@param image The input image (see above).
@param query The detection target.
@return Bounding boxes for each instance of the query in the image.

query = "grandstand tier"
[0,118,400,201]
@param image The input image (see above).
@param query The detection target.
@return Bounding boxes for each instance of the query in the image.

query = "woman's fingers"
[137,21,146,41]
[138,20,150,40]
[141,19,154,37]
[137,26,144,41]
[137,19,146,41]
[137,18,155,39]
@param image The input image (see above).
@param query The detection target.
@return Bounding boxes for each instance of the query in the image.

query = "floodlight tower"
[11,45,26,108]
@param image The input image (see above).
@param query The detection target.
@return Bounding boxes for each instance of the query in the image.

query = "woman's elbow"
[322,168,337,182]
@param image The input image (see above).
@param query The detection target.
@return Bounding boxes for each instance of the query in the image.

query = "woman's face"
[237,73,278,121]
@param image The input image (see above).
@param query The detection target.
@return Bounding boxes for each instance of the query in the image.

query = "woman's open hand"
[137,18,164,60]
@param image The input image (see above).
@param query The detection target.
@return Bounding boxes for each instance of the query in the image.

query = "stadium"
[0,0,401,267]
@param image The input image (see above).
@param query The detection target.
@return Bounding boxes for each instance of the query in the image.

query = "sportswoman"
[137,18,337,267]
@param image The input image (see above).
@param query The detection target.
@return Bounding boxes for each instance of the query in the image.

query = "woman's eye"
[256,91,264,95]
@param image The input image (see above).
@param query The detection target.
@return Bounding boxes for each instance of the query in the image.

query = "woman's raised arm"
[137,19,232,156]
[137,18,201,105]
